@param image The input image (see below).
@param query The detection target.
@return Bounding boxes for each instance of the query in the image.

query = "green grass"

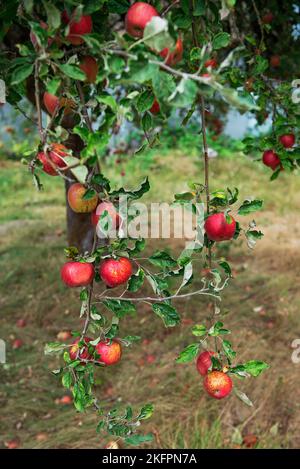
[1,146,300,449]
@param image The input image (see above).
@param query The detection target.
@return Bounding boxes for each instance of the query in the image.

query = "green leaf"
[58,64,86,81]
[143,17,174,51]
[97,94,118,112]
[238,199,263,215]
[222,339,236,361]
[82,188,97,200]
[152,71,176,105]
[43,1,61,29]
[193,0,205,16]
[107,0,130,14]
[152,303,180,327]
[11,63,33,85]
[91,173,111,191]
[142,112,153,133]
[219,261,232,277]
[128,268,145,292]
[234,388,254,407]
[130,238,146,255]
[103,299,136,318]
[137,403,154,420]
[208,321,230,337]
[136,90,154,113]
[176,343,200,363]
[110,177,150,201]
[192,324,207,337]
[44,342,67,355]
[212,32,231,49]
[125,433,153,446]
[241,360,269,377]
[63,156,88,184]
[149,251,177,269]
[62,371,72,388]
[253,56,269,75]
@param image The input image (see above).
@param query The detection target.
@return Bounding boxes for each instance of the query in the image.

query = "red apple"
[43,92,75,116]
[5,438,20,449]
[99,257,133,288]
[262,149,281,170]
[62,10,92,45]
[125,2,159,38]
[69,337,93,361]
[79,56,99,83]
[160,37,183,66]
[279,133,295,148]
[37,143,68,176]
[60,395,73,404]
[67,183,98,213]
[61,261,95,287]
[204,371,233,399]
[95,339,122,365]
[91,202,121,229]
[262,12,273,24]
[12,339,23,350]
[16,318,26,328]
[150,99,160,115]
[196,351,215,376]
[204,213,236,242]
[43,92,60,115]
[57,330,72,341]
[270,55,280,67]
[204,58,217,69]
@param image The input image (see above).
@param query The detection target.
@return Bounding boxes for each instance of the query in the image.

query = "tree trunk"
[64,133,94,253]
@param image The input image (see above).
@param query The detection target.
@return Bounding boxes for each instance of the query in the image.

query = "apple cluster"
[262,133,296,172]
[196,351,233,399]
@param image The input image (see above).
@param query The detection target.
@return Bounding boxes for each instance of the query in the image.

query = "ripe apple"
[125,2,159,38]
[91,202,121,229]
[12,339,23,350]
[262,12,273,24]
[203,370,233,399]
[150,99,160,115]
[262,149,281,170]
[99,257,133,288]
[279,133,295,148]
[60,395,72,405]
[57,330,72,341]
[16,318,26,328]
[38,143,68,176]
[160,37,183,66]
[204,213,236,242]
[69,337,93,361]
[67,183,98,213]
[61,261,95,287]
[270,55,280,67]
[196,351,215,376]
[43,92,60,115]
[62,10,92,45]
[43,92,75,116]
[204,58,217,69]
[79,56,98,83]
[5,438,20,449]
[95,339,122,365]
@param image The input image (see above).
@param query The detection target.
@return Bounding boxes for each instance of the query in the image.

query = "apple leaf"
[143,17,174,52]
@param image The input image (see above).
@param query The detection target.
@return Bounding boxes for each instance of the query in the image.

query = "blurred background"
[1,101,300,449]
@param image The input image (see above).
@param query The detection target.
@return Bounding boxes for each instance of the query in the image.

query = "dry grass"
[1,151,300,448]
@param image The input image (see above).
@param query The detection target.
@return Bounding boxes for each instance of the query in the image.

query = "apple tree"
[0,0,298,446]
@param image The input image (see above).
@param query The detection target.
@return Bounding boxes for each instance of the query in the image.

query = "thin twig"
[34,60,43,142]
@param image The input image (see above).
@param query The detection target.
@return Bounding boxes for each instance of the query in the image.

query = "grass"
[1,141,300,449]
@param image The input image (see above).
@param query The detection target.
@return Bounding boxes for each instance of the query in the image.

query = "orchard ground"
[1,141,300,449]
